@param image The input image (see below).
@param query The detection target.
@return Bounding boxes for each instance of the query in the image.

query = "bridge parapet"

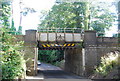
[38,28,83,43]
[38,33,83,43]
[97,37,118,47]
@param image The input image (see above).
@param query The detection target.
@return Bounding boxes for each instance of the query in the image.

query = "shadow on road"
[39,70,83,79]
[38,62,84,79]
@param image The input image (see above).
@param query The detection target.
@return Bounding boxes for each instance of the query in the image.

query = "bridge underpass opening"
[37,42,77,70]
[37,49,65,79]
[37,45,84,79]
[38,49,64,69]
[37,42,84,77]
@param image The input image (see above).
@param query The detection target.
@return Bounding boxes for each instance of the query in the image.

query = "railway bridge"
[15,28,119,77]
[38,28,83,50]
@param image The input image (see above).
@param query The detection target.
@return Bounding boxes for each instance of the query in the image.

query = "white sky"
[12,0,56,34]
[12,0,118,36]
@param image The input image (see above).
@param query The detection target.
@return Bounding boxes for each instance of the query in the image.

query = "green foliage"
[38,50,64,64]
[1,2,11,28]
[16,26,22,35]
[1,2,26,80]
[95,51,119,78]
[10,18,16,35]
[38,2,116,35]
[1,28,26,80]
[90,2,116,35]
[38,2,89,32]
[0,2,21,35]
[22,7,36,16]
[54,60,64,67]
[112,34,118,37]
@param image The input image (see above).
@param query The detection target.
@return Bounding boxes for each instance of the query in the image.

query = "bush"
[54,60,65,69]
[94,51,120,79]
[38,50,64,64]
[1,28,26,80]
[0,2,26,80]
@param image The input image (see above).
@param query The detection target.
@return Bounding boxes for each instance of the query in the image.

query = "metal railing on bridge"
[38,28,83,33]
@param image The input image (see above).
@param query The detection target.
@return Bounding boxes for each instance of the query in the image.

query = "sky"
[12,0,56,34]
[12,0,118,36]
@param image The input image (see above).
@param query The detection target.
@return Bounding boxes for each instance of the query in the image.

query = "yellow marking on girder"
[59,44,62,46]
[67,44,71,46]
[51,44,54,47]
[42,44,46,47]
[46,44,50,47]
[71,44,75,46]
[64,44,67,47]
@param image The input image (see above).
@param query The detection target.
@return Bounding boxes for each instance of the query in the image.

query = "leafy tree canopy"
[38,2,116,35]
[38,2,89,32]
[89,2,116,36]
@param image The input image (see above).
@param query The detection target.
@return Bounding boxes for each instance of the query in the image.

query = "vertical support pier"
[84,30,97,76]
[24,30,38,76]
[64,48,84,76]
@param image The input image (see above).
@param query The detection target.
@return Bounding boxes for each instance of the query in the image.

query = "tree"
[10,18,16,35]
[18,0,36,35]
[38,2,116,36]
[1,1,26,80]
[17,26,22,35]
[112,33,118,37]
[1,2,11,28]
[1,1,17,35]
[38,50,64,64]
[89,2,116,36]
[38,2,89,32]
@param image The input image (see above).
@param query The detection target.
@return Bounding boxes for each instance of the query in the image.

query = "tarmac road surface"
[38,62,84,79]
[26,62,92,81]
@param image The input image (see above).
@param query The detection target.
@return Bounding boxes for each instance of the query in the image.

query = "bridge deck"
[38,33,83,43]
